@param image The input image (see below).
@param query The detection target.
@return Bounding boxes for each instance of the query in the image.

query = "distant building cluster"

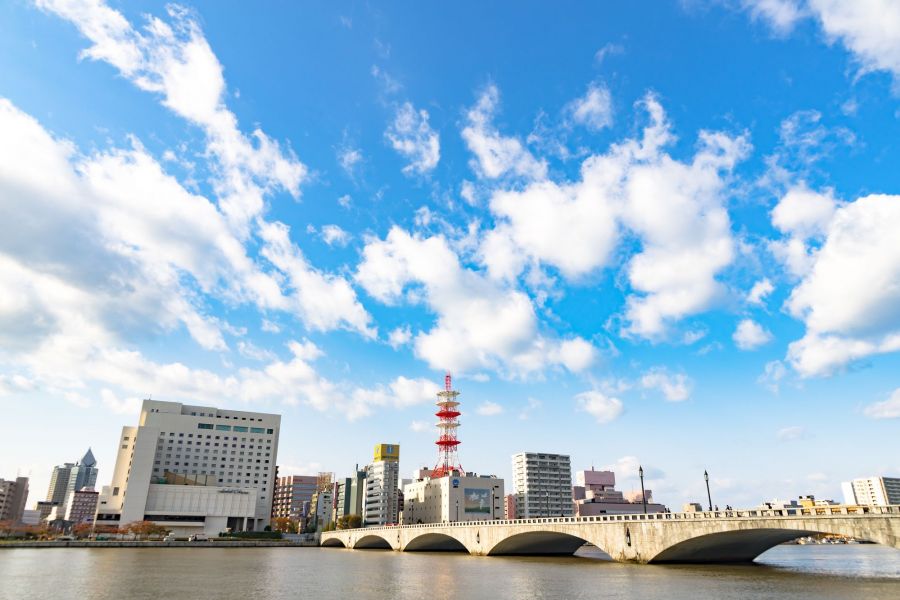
[3,382,899,540]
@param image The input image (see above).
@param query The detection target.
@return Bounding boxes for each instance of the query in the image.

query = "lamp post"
[704,470,712,511]
[639,465,647,514]
[455,498,459,523]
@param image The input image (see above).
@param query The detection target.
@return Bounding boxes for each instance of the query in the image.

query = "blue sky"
[1,0,899,509]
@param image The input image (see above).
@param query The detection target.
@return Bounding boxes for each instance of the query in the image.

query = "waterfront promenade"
[322,504,900,563]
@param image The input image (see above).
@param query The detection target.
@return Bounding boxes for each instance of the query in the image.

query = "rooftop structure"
[432,373,464,478]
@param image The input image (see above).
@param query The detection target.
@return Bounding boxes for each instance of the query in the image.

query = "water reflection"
[0,545,897,600]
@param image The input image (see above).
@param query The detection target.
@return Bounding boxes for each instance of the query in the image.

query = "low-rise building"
[403,469,504,524]
[572,468,665,515]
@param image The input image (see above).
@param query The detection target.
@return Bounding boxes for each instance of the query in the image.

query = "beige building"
[512,452,573,518]
[365,444,400,526]
[403,468,504,524]
[95,399,280,536]
[842,477,900,506]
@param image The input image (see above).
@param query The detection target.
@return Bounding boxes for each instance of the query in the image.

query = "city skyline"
[2,1,900,512]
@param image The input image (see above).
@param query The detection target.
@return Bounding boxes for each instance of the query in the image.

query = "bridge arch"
[321,537,346,548]
[353,533,394,550]
[404,531,470,552]
[487,530,595,556]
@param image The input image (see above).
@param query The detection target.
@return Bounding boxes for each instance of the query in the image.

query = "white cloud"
[410,420,431,432]
[809,0,900,85]
[338,194,352,209]
[338,145,363,178]
[476,401,504,416]
[776,425,807,441]
[480,93,748,338]
[100,388,143,415]
[575,390,624,424]
[742,0,806,34]
[641,367,692,402]
[781,194,900,376]
[747,278,774,305]
[733,319,773,350]
[355,227,596,377]
[385,101,440,175]
[461,84,547,181]
[388,326,412,349]
[594,43,624,64]
[863,388,900,419]
[758,359,788,392]
[0,374,34,396]
[566,82,613,131]
[37,0,307,237]
[320,224,350,247]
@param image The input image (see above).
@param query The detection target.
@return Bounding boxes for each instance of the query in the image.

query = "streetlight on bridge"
[704,470,712,511]
[639,465,647,514]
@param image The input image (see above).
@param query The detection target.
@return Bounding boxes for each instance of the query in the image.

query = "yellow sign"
[374,443,400,462]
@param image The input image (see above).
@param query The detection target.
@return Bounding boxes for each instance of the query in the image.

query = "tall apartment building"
[272,475,317,521]
[512,452,573,518]
[95,399,280,536]
[365,444,400,526]
[0,477,29,523]
[841,477,900,506]
[46,448,98,517]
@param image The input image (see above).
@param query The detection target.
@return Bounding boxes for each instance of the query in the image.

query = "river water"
[0,545,897,599]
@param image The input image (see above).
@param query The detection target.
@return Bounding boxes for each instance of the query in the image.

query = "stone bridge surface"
[320,505,900,563]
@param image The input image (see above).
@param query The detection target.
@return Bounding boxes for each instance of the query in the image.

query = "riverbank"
[0,540,317,548]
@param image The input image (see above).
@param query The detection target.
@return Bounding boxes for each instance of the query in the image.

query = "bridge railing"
[323,504,899,535]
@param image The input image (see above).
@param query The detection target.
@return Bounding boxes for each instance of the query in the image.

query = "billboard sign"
[464,488,491,514]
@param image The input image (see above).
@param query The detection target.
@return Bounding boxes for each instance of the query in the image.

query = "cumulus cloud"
[747,278,774,305]
[641,367,692,402]
[742,0,806,34]
[461,84,547,181]
[733,319,773,350]
[476,401,504,416]
[758,360,788,392]
[320,224,351,247]
[565,82,613,130]
[385,101,440,175]
[388,326,413,349]
[863,388,900,419]
[575,390,624,424]
[777,193,900,376]
[481,93,749,338]
[355,227,596,377]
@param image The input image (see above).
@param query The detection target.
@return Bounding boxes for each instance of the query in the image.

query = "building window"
[216,425,231,431]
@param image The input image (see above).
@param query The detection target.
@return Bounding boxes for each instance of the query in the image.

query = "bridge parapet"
[320,505,900,564]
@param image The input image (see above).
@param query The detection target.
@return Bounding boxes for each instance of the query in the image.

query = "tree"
[72,523,93,539]
[125,521,169,540]
[335,515,362,530]
[271,517,296,533]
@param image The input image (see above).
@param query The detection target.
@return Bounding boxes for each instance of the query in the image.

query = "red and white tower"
[431,373,464,478]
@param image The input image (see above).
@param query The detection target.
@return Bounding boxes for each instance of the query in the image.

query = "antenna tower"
[431,372,464,478]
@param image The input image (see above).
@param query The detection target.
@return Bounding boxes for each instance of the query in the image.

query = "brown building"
[0,477,29,523]
[272,475,317,522]
[65,488,99,524]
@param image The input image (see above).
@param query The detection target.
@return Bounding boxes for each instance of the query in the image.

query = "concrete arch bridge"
[321,505,900,564]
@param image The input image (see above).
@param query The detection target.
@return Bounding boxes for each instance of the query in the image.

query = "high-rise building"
[35,500,57,522]
[334,467,367,522]
[95,399,280,536]
[272,475,317,522]
[65,488,99,524]
[841,477,900,506]
[46,448,99,518]
[365,443,400,526]
[0,477,29,523]
[512,452,573,518]
[309,489,333,529]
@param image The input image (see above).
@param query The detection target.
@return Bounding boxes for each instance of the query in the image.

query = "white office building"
[403,468,504,524]
[841,477,900,506]
[512,452,573,518]
[365,444,400,526]
[95,400,280,536]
